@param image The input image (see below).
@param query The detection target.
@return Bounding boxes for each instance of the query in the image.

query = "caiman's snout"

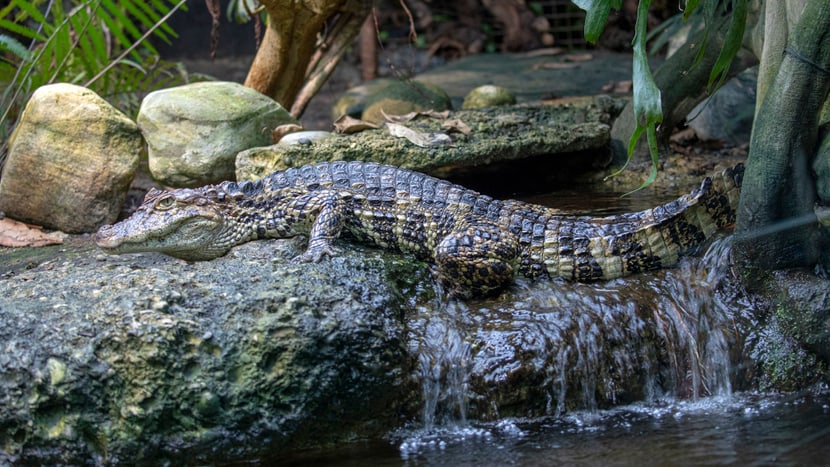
[94,224,122,250]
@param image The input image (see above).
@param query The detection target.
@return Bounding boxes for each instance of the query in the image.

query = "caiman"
[95,161,744,298]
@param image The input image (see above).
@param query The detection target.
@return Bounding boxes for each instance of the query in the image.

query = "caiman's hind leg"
[434,221,520,298]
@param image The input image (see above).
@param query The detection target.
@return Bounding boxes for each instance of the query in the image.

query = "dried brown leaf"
[333,115,380,134]
[441,118,471,136]
[386,122,453,147]
[381,109,451,123]
[272,123,303,142]
[0,217,64,248]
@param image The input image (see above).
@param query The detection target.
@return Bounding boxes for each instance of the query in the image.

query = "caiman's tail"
[550,164,744,281]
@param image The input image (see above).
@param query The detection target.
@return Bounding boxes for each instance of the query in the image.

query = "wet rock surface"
[746,270,830,390]
[0,239,427,463]
[0,233,773,464]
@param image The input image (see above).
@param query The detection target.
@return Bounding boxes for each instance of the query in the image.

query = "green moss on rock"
[237,97,621,181]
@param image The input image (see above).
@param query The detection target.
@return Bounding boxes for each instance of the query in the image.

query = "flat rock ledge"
[236,96,624,183]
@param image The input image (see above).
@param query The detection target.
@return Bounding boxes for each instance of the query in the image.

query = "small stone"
[461,85,517,110]
[277,131,333,147]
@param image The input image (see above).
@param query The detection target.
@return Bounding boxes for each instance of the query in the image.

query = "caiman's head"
[96,187,238,261]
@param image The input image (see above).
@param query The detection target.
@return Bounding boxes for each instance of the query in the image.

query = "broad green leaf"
[626,0,663,189]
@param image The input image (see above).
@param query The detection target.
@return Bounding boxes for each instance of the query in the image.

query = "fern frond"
[0,34,31,60]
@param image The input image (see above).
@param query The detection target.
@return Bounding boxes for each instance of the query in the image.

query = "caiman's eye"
[155,195,176,210]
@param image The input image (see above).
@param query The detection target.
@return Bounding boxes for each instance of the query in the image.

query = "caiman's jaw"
[95,188,234,261]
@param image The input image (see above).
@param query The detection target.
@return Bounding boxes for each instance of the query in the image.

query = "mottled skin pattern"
[96,161,744,297]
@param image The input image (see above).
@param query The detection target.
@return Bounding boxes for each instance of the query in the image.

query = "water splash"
[405,234,744,455]
[413,300,474,430]
[654,236,736,399]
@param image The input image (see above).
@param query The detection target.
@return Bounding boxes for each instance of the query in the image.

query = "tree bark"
[244,0,371,113]
[359,13,378,82]
[734,0,830,276]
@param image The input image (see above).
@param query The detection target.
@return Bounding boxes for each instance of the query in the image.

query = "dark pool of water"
[519,188,680,216]
[278,391,830,466]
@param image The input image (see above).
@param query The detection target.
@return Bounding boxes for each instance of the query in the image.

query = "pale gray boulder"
[138,81,298,187]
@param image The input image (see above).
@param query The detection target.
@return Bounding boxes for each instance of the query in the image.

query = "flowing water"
[276,189,830,465]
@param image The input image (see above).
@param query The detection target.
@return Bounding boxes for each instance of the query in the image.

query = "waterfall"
[406,236,741,429]
[413,300,474,429]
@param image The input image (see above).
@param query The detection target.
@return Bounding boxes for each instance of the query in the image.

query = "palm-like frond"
[0,0,191,167]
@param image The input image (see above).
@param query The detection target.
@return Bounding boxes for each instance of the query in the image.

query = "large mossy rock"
[238,96,623,184]
[0,234,780,464]
[0,240,424,464]
[138,82,297,187]
[0,83,142,233]
[332,78,452,123]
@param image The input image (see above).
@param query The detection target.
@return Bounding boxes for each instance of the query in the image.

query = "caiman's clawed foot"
[292,240,342,263]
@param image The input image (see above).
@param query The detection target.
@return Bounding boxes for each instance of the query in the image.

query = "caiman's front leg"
[289,191,348,263]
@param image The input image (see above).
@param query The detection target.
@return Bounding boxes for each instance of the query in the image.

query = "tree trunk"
[734,0,830,277]
[244,0,371,113]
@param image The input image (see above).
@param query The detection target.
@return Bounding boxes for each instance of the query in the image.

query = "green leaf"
[96,8,136,53]
[133,0,178,41]
[0,34,31,61]
[87,20,108,62]
[67,8,102,80]
[572,0,623,44]
[708,0,747,90]
[11,0,47,24]
[625,0,664,190]
[52,14,73,74]
[0,18,46,40]
[631,3,662,122]
[101,0,156,56]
